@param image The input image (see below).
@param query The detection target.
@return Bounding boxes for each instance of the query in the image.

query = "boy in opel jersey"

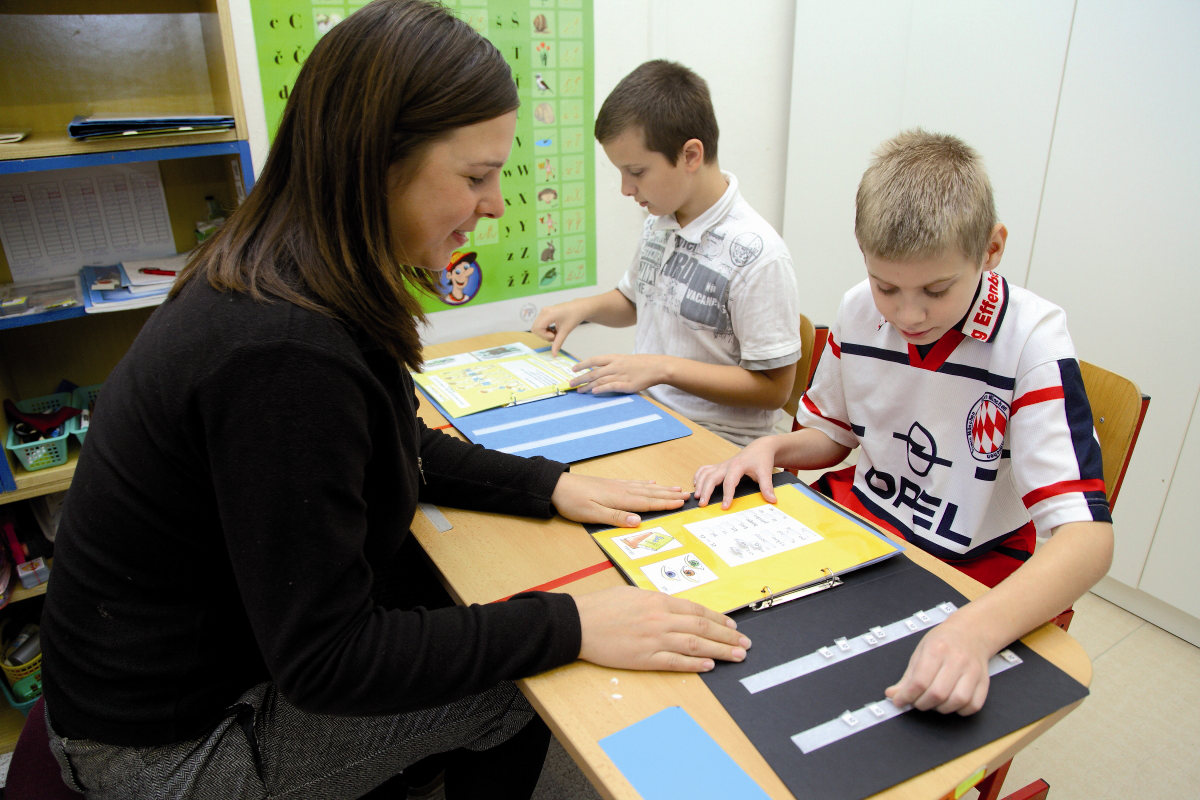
[692,130,1113,715]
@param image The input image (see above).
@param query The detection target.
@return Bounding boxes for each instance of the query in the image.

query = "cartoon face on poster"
[440,251,482,306]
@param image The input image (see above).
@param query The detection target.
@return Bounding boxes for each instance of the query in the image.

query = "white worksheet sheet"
[684,503,823,567]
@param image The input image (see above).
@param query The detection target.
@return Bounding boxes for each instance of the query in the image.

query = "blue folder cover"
[599,706,771,800]
[415,347,691,463]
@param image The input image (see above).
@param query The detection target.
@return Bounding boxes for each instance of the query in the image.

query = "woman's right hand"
[573,586,750,672]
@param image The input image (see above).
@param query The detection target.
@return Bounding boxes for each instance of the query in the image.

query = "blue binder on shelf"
[415,349,692,463]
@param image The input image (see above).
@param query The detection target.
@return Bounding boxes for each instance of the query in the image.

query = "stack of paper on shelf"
[67,114,235,141]
[80,262,174,313]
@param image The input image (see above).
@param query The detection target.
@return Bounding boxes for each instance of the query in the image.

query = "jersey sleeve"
[727,248,802,369]
[1008,356,1112,535]
[792,300,860,449]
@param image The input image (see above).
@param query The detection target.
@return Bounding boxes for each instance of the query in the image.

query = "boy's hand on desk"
[885,617,992,716]
[574,586,751,672]
[569,354,665,395]
[693,436,781,509]
[551,473,690,528]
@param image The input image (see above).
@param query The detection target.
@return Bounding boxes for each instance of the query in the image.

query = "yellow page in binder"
[413,351,580,418]
[593,483,901,614]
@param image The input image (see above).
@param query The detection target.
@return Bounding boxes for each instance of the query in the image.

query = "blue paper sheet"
[599,706,771,800]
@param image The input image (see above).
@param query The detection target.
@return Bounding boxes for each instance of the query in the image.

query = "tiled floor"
[984,591,1200,799]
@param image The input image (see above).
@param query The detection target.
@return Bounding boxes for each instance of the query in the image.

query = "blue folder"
[416,379,691,463]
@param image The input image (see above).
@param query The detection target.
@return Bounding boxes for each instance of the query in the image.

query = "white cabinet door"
[1140,395,1200,619]
[1024,0,1200,586]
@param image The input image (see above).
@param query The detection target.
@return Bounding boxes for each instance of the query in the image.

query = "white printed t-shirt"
[616,172,801,445]
[794,271,1111,581]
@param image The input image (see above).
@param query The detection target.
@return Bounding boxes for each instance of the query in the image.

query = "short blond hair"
[855,129,996,265]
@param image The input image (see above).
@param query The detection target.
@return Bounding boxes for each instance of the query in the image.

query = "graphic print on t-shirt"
[638,232,736,339]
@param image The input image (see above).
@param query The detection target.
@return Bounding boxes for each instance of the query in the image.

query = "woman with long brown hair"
[38,2,750,798]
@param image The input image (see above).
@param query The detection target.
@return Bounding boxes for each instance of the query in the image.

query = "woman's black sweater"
[42,281,581,746]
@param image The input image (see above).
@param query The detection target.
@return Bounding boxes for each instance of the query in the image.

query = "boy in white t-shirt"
[693,130,1114,715]
[532,60,802,446]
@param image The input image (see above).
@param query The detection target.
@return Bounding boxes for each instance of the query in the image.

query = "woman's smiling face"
[386,111,516,271]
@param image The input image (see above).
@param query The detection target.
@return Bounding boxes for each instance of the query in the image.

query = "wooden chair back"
[1079,360,1150,511]
[783,314,816,419]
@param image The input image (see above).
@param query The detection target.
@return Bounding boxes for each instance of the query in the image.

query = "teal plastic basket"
[68,382,103,446]
[4,392,73,471]
[0,675,38,717]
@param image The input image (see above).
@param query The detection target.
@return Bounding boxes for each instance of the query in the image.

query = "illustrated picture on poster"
[440,251,482,306]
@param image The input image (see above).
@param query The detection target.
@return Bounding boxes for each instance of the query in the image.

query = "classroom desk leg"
[1002,779,1050,800]
[975,759,1012,800]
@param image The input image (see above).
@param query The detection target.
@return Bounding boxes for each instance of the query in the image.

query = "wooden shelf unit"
[0,0,255,749]
[0,0,247,162]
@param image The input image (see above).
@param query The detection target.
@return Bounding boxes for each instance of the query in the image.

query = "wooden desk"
[412,332,1092,800]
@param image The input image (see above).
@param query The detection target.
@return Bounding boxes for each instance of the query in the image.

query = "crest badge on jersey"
[965,392,1009,462]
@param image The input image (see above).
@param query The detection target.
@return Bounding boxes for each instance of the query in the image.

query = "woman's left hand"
[551,472,691,528]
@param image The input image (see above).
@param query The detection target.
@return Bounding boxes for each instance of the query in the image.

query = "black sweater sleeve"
[199,341,581,717]
[416,419,568,515]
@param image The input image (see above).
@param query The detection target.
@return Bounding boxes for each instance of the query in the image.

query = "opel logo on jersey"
[966,392,1009,462]
[892,421,952,477]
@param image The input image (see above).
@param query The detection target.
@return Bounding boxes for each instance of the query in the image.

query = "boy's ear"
[982,223,1008,271]
[680,138,705,172]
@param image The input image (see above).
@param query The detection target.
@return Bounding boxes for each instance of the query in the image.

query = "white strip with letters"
[790,650,1024,754]
[740,602,960,694]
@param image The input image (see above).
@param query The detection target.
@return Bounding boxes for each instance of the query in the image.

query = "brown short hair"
[855,129,997,265]
[175,0,518,371]
[594,60,719,165]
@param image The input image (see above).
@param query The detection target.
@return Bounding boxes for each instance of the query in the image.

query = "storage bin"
[0,675,39,717]
[1,650,41,689]
[4,392,73,471]
[68,383,103,446]
[1,650,41,717]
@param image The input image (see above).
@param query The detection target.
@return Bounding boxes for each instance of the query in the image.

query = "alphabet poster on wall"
[248,0,598,313]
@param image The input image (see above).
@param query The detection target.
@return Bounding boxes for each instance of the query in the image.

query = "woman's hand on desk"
[551,473,691,528]
[574,587,751,672]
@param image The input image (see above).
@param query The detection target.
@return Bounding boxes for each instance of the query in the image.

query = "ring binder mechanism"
[506,385,565,407]
[751,568,843,611]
